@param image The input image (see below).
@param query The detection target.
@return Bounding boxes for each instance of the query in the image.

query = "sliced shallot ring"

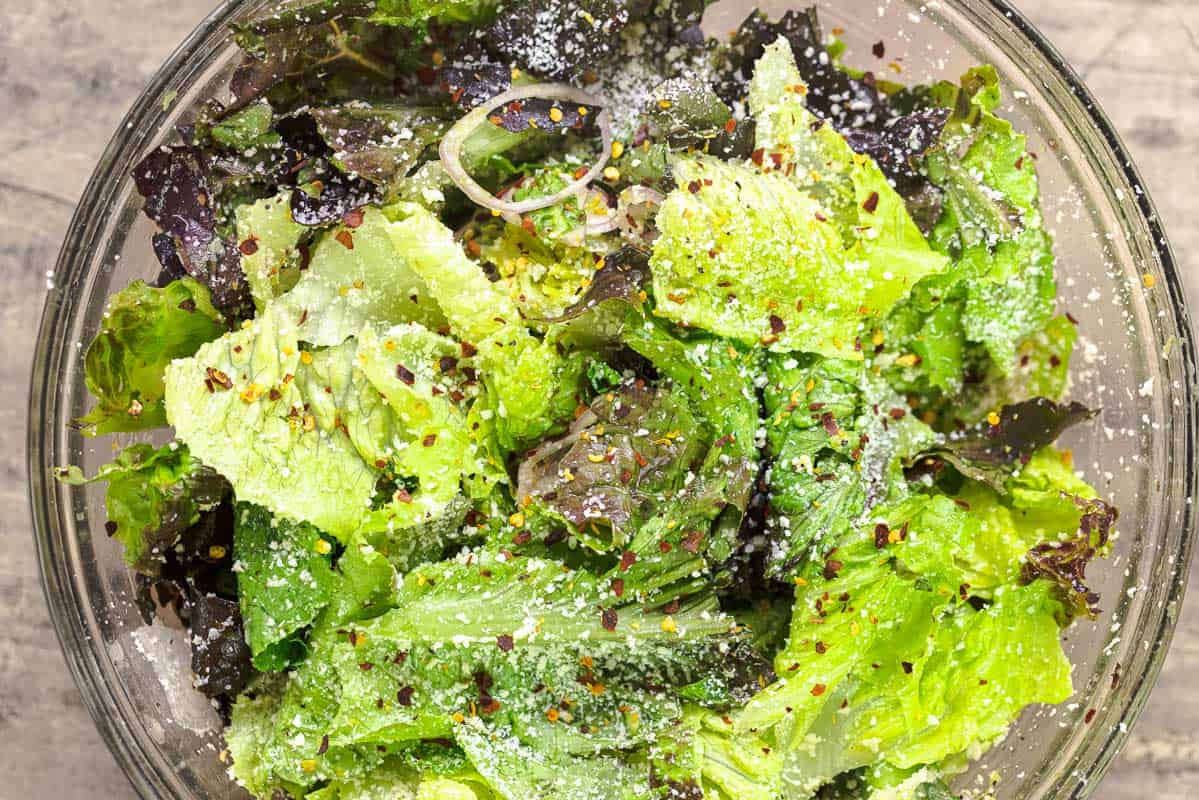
[439,84,613,215]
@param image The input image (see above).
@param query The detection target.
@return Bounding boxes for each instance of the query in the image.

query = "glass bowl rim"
[26,0,1198,797]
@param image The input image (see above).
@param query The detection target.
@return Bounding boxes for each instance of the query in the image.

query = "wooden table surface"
[1,0,1195,797]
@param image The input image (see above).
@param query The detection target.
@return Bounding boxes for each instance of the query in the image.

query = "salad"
[60,1,1118,798]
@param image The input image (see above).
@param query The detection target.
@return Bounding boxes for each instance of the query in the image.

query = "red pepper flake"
[1085,708,1097,724]
[297,308,310,326]
[873,523,890,549]
[496,634,514,652]
[979,678,988,685]
[438,356,458,374]
[600,608,618,632]
[953,498,971,510]
[238,237,258,256]
[1111,664,1122,690]
[822,559,843,580]
[1015,156,1025,171]
[460,341,478,358]
[862,191,880,213]
[770,152,784,168]
[359,662,374,671]
[206,367,232,390]
[104,520,118,536]
[658,541,673,554]
[347,630,360,647]
[513,531,532,545]
[521,217,537,235]
[687,180,702,194]
[619,469,632,484]
[342,208,365,228]
[393,650,408,665]
[611,578,625,597]
[821,412,840,437]
[633,451,648,468]
[681,530,703,554]
[1049,354,1062,367]
[724,118,737,134]
[480,697,502,715]
[396,364,416,385]
[902,661,914,674]
[872,40,885,58]
[317,734,329,755]
[814,641,827,654]
[750,148,765,166]
[619,551,637,571]
[397,686,415,706]
[810,683,827,697]
[268,388,282,402]
[1066,312,1079,325]
[422,433,438,448]
[394,487,413,504]
[335,229,355,250]
[769,314,785,334]
[888,408,906,420]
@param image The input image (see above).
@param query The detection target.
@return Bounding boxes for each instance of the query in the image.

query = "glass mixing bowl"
[28,0,1197,797]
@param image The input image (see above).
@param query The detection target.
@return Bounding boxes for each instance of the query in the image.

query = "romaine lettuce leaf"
[383,202,583,449]
[164,306,379,537]
[650,150,946,359]
[275,207,447,346]
[475,222,598,319]
[234,503,336,671]
[75,278,226,435]
[236,191,307,309]
[56,442,227,574]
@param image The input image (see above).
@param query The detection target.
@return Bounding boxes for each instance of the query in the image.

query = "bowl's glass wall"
[29,1,1195,798]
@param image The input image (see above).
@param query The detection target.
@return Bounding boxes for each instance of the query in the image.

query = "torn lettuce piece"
[55,442,228,575]
[474,327,585,451]
[761,355,935,575]
[236,191,307,309]
[234,503,336,671]
[75,278,226,435]
[383,202,519,343]
[164,306,379,537]
[383,203,583,450]
[474,222,599,319]
[747,38,857,230]
[650,153,946,358]
[209,100,281,152]
[455,720,648,800]
[274,207,447,346]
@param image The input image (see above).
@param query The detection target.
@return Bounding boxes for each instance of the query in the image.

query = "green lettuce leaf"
[369,0,499,26]
[236,191,307,309]
[164,305,379,537]
[762,354,935,575]
[650,150,946,358]
[210,100,281,152]
[75,278,226,435]
[55,442,227,575]
[234,503,336,671]
[383,202,582,450]
[275,207,447,346]
[475,222,599,319]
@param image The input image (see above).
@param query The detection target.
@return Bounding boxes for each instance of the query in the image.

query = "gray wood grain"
[0,0,1194,797]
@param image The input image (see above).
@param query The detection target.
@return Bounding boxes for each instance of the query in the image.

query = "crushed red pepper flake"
[872,40,886,58]
[395,364,416,385]
[342,208,365,228]
[422,433,438,447]
[238,237,258,256]
[769,314,786,334]
[335,229,355,250]
[317,734,329,755]
[610,577,625,597]
[460,342,478,358]
[862,191,880,213]
[397,686,415,706]
[601,608,618,631]
[496,634,514,652]
[1085,708,1097,724]
[810,683,827,697]
[659,541,673,553]
[902,661,914,674]
[619,551,637,571]
[822,559,843,580]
